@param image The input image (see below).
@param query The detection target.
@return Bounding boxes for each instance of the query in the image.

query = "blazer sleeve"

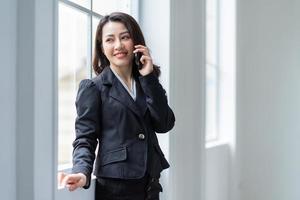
[139,72,175,133]
[71,79,100,189]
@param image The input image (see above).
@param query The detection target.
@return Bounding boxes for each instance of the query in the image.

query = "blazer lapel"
[110,79,143,118]
[102,67,142,118]
[135,80,148,116]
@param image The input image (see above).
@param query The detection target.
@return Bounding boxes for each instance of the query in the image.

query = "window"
[205,0,236,143]
[206,0,220,141]
[58,0,134,168]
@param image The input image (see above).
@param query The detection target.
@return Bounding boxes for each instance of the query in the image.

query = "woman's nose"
[114,39,123,50]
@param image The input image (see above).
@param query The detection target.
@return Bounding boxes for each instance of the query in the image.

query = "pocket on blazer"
[100,146,127,166]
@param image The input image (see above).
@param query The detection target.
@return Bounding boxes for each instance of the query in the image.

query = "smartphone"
[134,52,143,70]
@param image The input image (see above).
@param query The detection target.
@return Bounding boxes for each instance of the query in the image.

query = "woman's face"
[101,21,134,69]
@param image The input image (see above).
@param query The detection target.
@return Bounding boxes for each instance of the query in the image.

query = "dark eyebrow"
[104,31,130,38]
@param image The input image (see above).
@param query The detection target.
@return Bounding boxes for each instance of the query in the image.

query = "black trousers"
[95,175,162,200]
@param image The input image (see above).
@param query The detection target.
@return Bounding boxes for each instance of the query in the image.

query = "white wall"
[236,0,300,199]
[0,0,17,199]
[140,0,207,200]
[169,0,206,199]
[16,1,36,199]
[206,144,229,200]
[0,0,56,200]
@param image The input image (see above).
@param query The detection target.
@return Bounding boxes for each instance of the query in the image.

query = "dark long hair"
[92,12,160,77]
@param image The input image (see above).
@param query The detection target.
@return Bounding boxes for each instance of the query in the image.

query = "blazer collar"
[101,66,147,117]
[101,66,115,86]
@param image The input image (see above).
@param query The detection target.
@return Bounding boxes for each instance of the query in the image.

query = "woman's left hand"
[133,45,153,76]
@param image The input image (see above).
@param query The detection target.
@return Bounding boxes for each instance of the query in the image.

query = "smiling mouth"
[114,52,127,58]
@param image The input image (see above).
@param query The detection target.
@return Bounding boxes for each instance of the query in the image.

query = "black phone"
[134,52,143,70]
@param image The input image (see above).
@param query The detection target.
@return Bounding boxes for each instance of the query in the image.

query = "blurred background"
[1,0,300,200]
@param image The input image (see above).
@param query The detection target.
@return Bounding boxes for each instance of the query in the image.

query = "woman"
[59,12,175,200]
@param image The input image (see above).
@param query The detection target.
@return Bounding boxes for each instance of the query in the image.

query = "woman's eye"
[106,38,113,42]
[122,35,130,40]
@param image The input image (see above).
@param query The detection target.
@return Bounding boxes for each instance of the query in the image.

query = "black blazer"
[71,67,175,188]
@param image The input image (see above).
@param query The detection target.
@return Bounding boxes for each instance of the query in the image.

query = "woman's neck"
[110,65,133,84]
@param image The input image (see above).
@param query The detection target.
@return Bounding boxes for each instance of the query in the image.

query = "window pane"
[206,19,217,65]
[93,0,131,15]
[206,0,218,65]
[206,64,218,141]
[206,0,219,141]
[58,3,89,166]
[69,0,91,9]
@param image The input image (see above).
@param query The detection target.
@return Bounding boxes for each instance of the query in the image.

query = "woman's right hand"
[58,172,87,191]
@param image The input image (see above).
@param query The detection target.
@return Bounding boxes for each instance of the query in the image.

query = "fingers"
[66,182,80,192]
[57,172,66,187]
[133,45,151,56]
[133,45,152,64]
[134,44,148,50]
[68,176,86,191]
[133,44,153,75]
[63,175,80,191]
[60,173,85,191]
[140,55,151,65]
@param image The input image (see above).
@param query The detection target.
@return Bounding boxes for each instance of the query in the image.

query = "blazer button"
[138,133,145,140]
